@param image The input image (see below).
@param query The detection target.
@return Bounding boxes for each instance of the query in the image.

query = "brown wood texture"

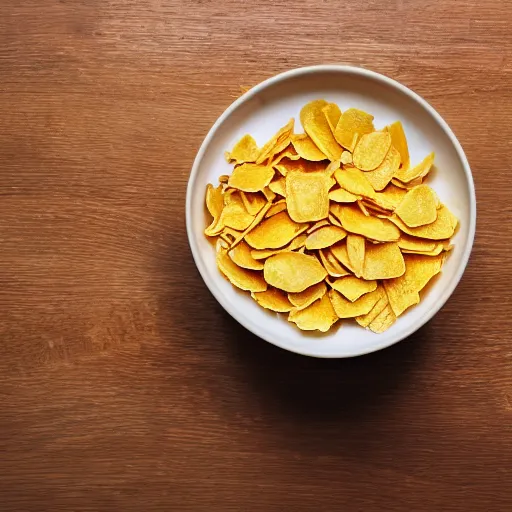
[1,1,511,510]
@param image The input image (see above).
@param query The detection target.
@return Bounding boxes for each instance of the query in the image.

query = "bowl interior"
[187,67,475,357]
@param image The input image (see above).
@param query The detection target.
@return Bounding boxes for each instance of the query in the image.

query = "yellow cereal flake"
[340,150,353,165]
[269,176,286,197]
[305,225,347,250]
[230,202,273,248]
[291,133,327,161]
[385,121,410,170]
[354,285,398,332]
[389,204,458,240]
[353,131,392,171]
[395,185,439,227]
[330,242,357,274]
[346,234,365,278]
[265,200,288,218]
[269,146,300,167]
[322,103,342,134]
[288,294,339,332]
[286,170,331,223]
[375,184,407,208]
[221,192,255,231]
[319,249,351,277]
[362,242,405,280]
[366,301,397,333]
[328,213,343,228]
[397,234,436,253]
[395,152,435,183]
[384,254,444,316]
[228,241,264,270]
[364,146,400,191]
[328,276,377,302]
[329,286,382,318]
[334,167,375,199]
[264,252,327,293]
[326,159,341,173]
[357,201,370,217]
[391,177,423,189]
[359,200,391,217]
[204,183,225,236]
[288,281,327,310]
[300,100,343,161]
[217,249,267,292]
[307,219,331,233]
[333,204,400,242]
[256,119,295,164]
[334,108,375,152]
[328,188,360,203]
[227,134,260,164]
[401,244,444,256]
[240,191,267,216]
[250,234,307,260]
[354,285,389,328]
[251,287,294,312]
[245,211,309,250]
[228,163,275,192]
[262,187,276,202]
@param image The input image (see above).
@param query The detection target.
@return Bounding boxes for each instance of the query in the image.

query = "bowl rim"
[186,64,476,358]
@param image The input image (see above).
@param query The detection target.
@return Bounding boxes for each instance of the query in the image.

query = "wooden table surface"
[1,1,512,510]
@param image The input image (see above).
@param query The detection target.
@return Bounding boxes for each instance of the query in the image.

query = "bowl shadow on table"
[220,307,428,425]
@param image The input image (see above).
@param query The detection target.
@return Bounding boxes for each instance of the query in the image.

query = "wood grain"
[1,0,512,510]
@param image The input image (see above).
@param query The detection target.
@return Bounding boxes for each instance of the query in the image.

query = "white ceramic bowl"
[186,65,476,358]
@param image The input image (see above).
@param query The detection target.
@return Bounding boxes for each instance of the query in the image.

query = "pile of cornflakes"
[204,100,458,333]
